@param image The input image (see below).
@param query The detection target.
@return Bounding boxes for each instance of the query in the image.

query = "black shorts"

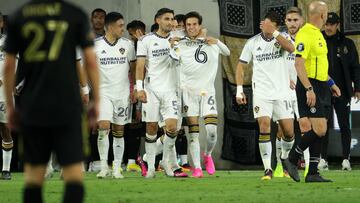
[296,78,331,118]
[21,123,84,166]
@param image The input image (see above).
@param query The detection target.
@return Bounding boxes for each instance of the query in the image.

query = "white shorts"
[0,101,7,123]
[253,96,294,121]
[142,89,178,123]
[182,90,217,117]
[292,99,300,120]
[98,97,131,125]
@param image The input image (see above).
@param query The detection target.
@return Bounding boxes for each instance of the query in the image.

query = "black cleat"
[1,171,12,180]
[305,173,332,183]
[261,169,273,180]
[282,158,300,182]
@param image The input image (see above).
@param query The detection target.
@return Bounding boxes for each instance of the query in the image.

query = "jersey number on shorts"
[195,45,208,64]
[0,102,6,112]
[22,21,69,62]
[283,100,292,111]
[117,107,129,117]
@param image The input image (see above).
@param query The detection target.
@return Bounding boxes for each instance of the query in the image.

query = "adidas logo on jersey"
[257,47,262,51]
[153,43,159,46]
[101,50,106,54]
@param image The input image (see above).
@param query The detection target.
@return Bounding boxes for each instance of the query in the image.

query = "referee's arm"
[295,56,316,107]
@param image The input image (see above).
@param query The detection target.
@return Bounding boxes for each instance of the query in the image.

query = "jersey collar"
[305,23,320,31]
[154,32,170,39]
[260,33,274,42]
[103,36,119,46]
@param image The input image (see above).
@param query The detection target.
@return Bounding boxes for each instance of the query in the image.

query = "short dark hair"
[150,23,159,32]
[184,11,203,25]
[126,20,146,31]
[105,12,123,27]
[154,8,174,19]
[91,8,106,17]
[264,11,281,26]
[174,14,185,24]
[286,7,303,17]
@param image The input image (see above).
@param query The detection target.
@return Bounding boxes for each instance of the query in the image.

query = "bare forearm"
[135,59,145,81]
[235,62,244,85]
[295,58,311,88]
[83,48,99,103]
[76,61,88,87]
[3,54,16,109]
[276,35,295,53]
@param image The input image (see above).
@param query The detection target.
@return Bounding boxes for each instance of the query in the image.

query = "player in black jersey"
[3,1,99,202]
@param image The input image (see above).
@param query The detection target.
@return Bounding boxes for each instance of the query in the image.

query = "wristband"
[236,85,244,98]
[272,30,280,38]
[327,78,335,87]
[136,80,143,90]
[82,85,89,95]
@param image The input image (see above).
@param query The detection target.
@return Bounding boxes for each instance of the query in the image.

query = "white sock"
[275,138,282,165]
[2,149,12,171]
[2,140,13,171]
[163,132,178,169]
[304,148,310,168]
[113,137,124,166]
[205,124,217,156]
[156,137,164,156]
[259,134,272,170]
[180,155,188,165]
[281,137,294,160]
[169,144,180,169]
[145,133,157,170]
[97,129,110,170]
[128,159,135,165]
[189,132,201,169]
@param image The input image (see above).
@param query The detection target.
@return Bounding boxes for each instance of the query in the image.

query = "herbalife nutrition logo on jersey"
[152,48,170,57]
[255,51,282,62]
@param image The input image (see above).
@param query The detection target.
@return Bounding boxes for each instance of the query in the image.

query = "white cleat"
[318,158,329,171]
[145,169,156,179]
[112,170,124,179]
[160,160,174,177]
[342,159,352,171]
[44,166,54,179]
[96,169,110,179]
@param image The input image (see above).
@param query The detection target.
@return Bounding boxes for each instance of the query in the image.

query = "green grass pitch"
[1,170,360,203]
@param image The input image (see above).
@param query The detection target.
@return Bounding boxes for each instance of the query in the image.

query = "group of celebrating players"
[0,1,344,185]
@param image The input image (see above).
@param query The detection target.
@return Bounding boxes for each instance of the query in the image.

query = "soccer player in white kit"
[0,13,13,180]
[274,7,311,178]
[95,12,136,179]
[170,11,230,177]
[235,12,296,180]
[136,8,187,178]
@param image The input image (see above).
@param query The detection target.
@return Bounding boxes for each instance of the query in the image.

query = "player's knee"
[313,125,327,137]
[281,126,294,138]
[298,119,312,133]
[98,121,110,130]
[62,163,83,182]
[146,122,158,134]
[24,165,46,186]
[257,118,271,132]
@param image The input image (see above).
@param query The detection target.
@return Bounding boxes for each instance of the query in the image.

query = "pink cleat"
[192,168,203,178]
[137,156,148,177]
[173,168,188,178]
[203,154,216,175]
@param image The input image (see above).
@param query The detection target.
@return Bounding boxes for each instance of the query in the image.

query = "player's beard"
[288,26,299,35]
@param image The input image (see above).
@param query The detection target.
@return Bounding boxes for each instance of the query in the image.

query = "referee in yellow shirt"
[284,1,341,183]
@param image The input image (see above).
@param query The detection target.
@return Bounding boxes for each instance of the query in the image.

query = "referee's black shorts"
[296,78,331,119]
[21,123,84,166]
